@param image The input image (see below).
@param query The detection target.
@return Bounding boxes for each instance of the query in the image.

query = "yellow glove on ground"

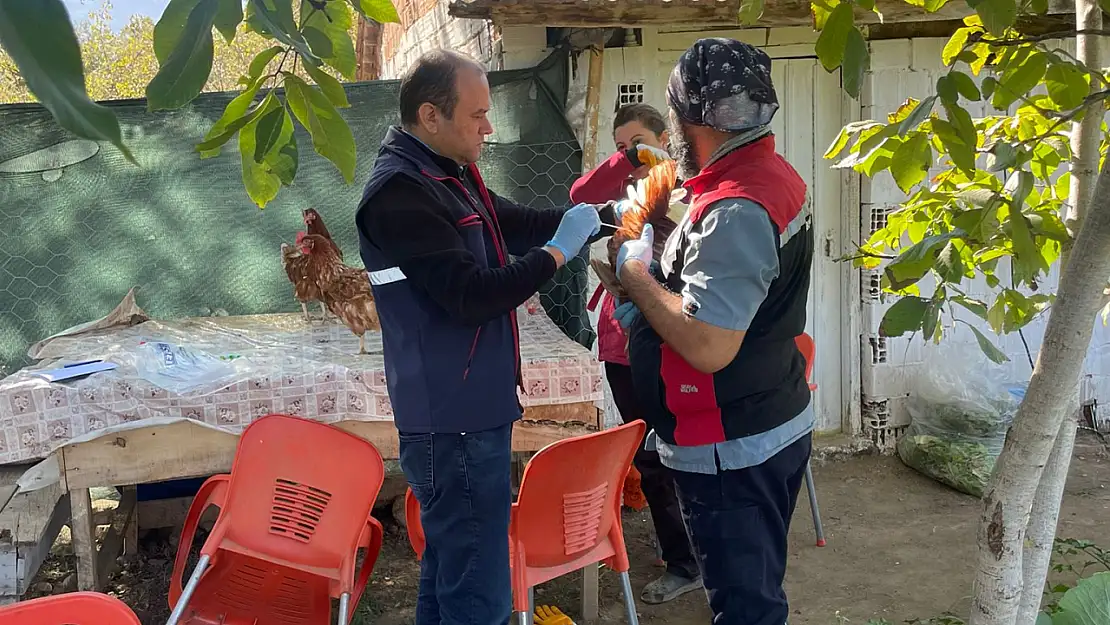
[534,605,576,625]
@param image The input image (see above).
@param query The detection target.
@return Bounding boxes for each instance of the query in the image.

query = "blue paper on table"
[31,360,118,382]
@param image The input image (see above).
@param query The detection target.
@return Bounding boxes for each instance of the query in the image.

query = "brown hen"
[303,208,343,260]
[299,233,381,355]
[281,235,328,321]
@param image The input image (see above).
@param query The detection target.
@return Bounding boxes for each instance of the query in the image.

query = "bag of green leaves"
[897,341,1027,497]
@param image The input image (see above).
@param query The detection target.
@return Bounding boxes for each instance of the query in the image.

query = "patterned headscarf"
[666,38,779,132]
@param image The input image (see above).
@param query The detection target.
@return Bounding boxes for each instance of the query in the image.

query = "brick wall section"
[380,0,498,77]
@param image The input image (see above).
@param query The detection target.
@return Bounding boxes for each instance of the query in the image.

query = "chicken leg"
[301,301,311,322]
[358,334,367,355]
[320,301,329,320]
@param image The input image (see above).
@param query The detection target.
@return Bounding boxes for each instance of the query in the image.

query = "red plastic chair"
[404,487,425,561]
[0,592,141,625]
[166,414,386,625]
[794,333,827,547]
[403,421,646,625]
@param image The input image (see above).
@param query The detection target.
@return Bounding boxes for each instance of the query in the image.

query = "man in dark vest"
[355,50,611,625]
[614,38,815,625]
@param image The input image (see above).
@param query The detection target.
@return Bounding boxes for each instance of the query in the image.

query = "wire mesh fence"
[0,53,596,374]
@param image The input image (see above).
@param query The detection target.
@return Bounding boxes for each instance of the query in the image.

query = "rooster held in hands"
[298,233,381,355]
[591,159,685,299]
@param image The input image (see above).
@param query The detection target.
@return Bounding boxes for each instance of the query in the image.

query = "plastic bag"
[134,340,238,394]
[897,341,1027,497]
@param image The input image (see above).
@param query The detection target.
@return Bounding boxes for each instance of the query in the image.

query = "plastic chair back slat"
[0,592,141,625]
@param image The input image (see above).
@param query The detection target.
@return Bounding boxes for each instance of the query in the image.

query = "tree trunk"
[1013,7,1102,625]
[1016,405,1079,625]
[968,156,1110,625]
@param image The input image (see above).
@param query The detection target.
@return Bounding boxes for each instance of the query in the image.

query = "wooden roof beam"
[448,0,1074,28]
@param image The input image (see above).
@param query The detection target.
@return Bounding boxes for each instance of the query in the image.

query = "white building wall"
[859,37,1110,446]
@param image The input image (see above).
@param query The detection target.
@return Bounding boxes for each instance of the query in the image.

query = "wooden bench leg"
[69,488,100,591]
[123,486,139,555]
[581,564,599,623]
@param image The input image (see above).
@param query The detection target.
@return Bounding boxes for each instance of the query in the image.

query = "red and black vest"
[627,135,813,446]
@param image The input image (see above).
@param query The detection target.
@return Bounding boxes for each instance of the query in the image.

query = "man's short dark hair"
[399,50,485,127]
[613,103,666,137]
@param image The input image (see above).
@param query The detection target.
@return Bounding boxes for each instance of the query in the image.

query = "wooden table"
[54,401,606,621]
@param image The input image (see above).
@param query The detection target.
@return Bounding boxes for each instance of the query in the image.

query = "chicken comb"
[295,231,307,244]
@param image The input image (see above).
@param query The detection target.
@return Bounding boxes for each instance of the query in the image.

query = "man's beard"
[668,123,700,180]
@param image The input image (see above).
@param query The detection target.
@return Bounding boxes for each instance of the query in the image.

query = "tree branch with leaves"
[0,0,399,207]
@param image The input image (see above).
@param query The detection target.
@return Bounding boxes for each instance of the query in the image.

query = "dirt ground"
[27,432,1109,625]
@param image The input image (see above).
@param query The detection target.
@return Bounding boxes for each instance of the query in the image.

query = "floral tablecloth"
[0,299,602,465]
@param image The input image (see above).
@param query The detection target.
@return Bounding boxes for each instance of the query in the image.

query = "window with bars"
[614,83,645,111]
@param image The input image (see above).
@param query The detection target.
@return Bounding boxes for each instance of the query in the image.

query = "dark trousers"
[670,433,811,625]
[605,362,699,580]
[399,423,513,625]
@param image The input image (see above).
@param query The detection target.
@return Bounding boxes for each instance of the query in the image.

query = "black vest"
[627,137,813,446]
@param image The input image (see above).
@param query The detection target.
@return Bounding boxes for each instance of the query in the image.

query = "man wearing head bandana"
[612,38,815,625]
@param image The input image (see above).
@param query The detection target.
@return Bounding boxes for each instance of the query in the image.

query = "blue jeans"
[399,423,513,625]
[670,433,811,625]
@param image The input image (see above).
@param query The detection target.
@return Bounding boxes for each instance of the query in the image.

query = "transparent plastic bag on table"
[897,341,1027,497]
[134,339,239,394]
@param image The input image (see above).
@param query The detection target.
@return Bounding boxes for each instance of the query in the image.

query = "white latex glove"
[616,223,654,280]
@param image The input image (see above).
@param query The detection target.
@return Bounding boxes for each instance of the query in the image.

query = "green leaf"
[922,297,942,341]
[247,0,321,67]
[1045,62,1089,110]
[1005,170,1034,212]
[1010,205,1047,272]
[197,76,265,156]
[943,100,977,148]
[967,324,1010,363]
[898,95,936,136]
[248,45,284,79]
[0,0,135,163]
[989,142,1019,172]
[890,133,932,192]
[253,103,286,163]
[816,2,854,71]
[924,0,950,10]
[951,70,981,101]
[196,92,273,153]
[353,0,401,23]
[935,240,966,281]
[884,233,959,290]
[1035,613,1054,625]
[880,297,929,337]
[842,27,869,99]
[284,75,357,182]
[825,126,852,159]
[147,0,218,111]
[304,61,350,108]
[1028,213,1070,241]
[267,122,299,185]
[937,75,959,104]
[933,119,977,173]
[302,25,334,58]
[988,295,1006,332]
[738,0,765,24]
[1054,572,1110,625]
[993,50,1048,110]
[239,108,281,208]
[982,76,998,100]
[302,0,357,79]
[968,0,1017,34]
[214,0,244,42]
[942,27,973,66]
[953,295,989,320]
[154,0,202,65]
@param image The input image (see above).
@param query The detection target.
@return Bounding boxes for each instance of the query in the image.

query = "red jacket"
[570,151,639,366]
